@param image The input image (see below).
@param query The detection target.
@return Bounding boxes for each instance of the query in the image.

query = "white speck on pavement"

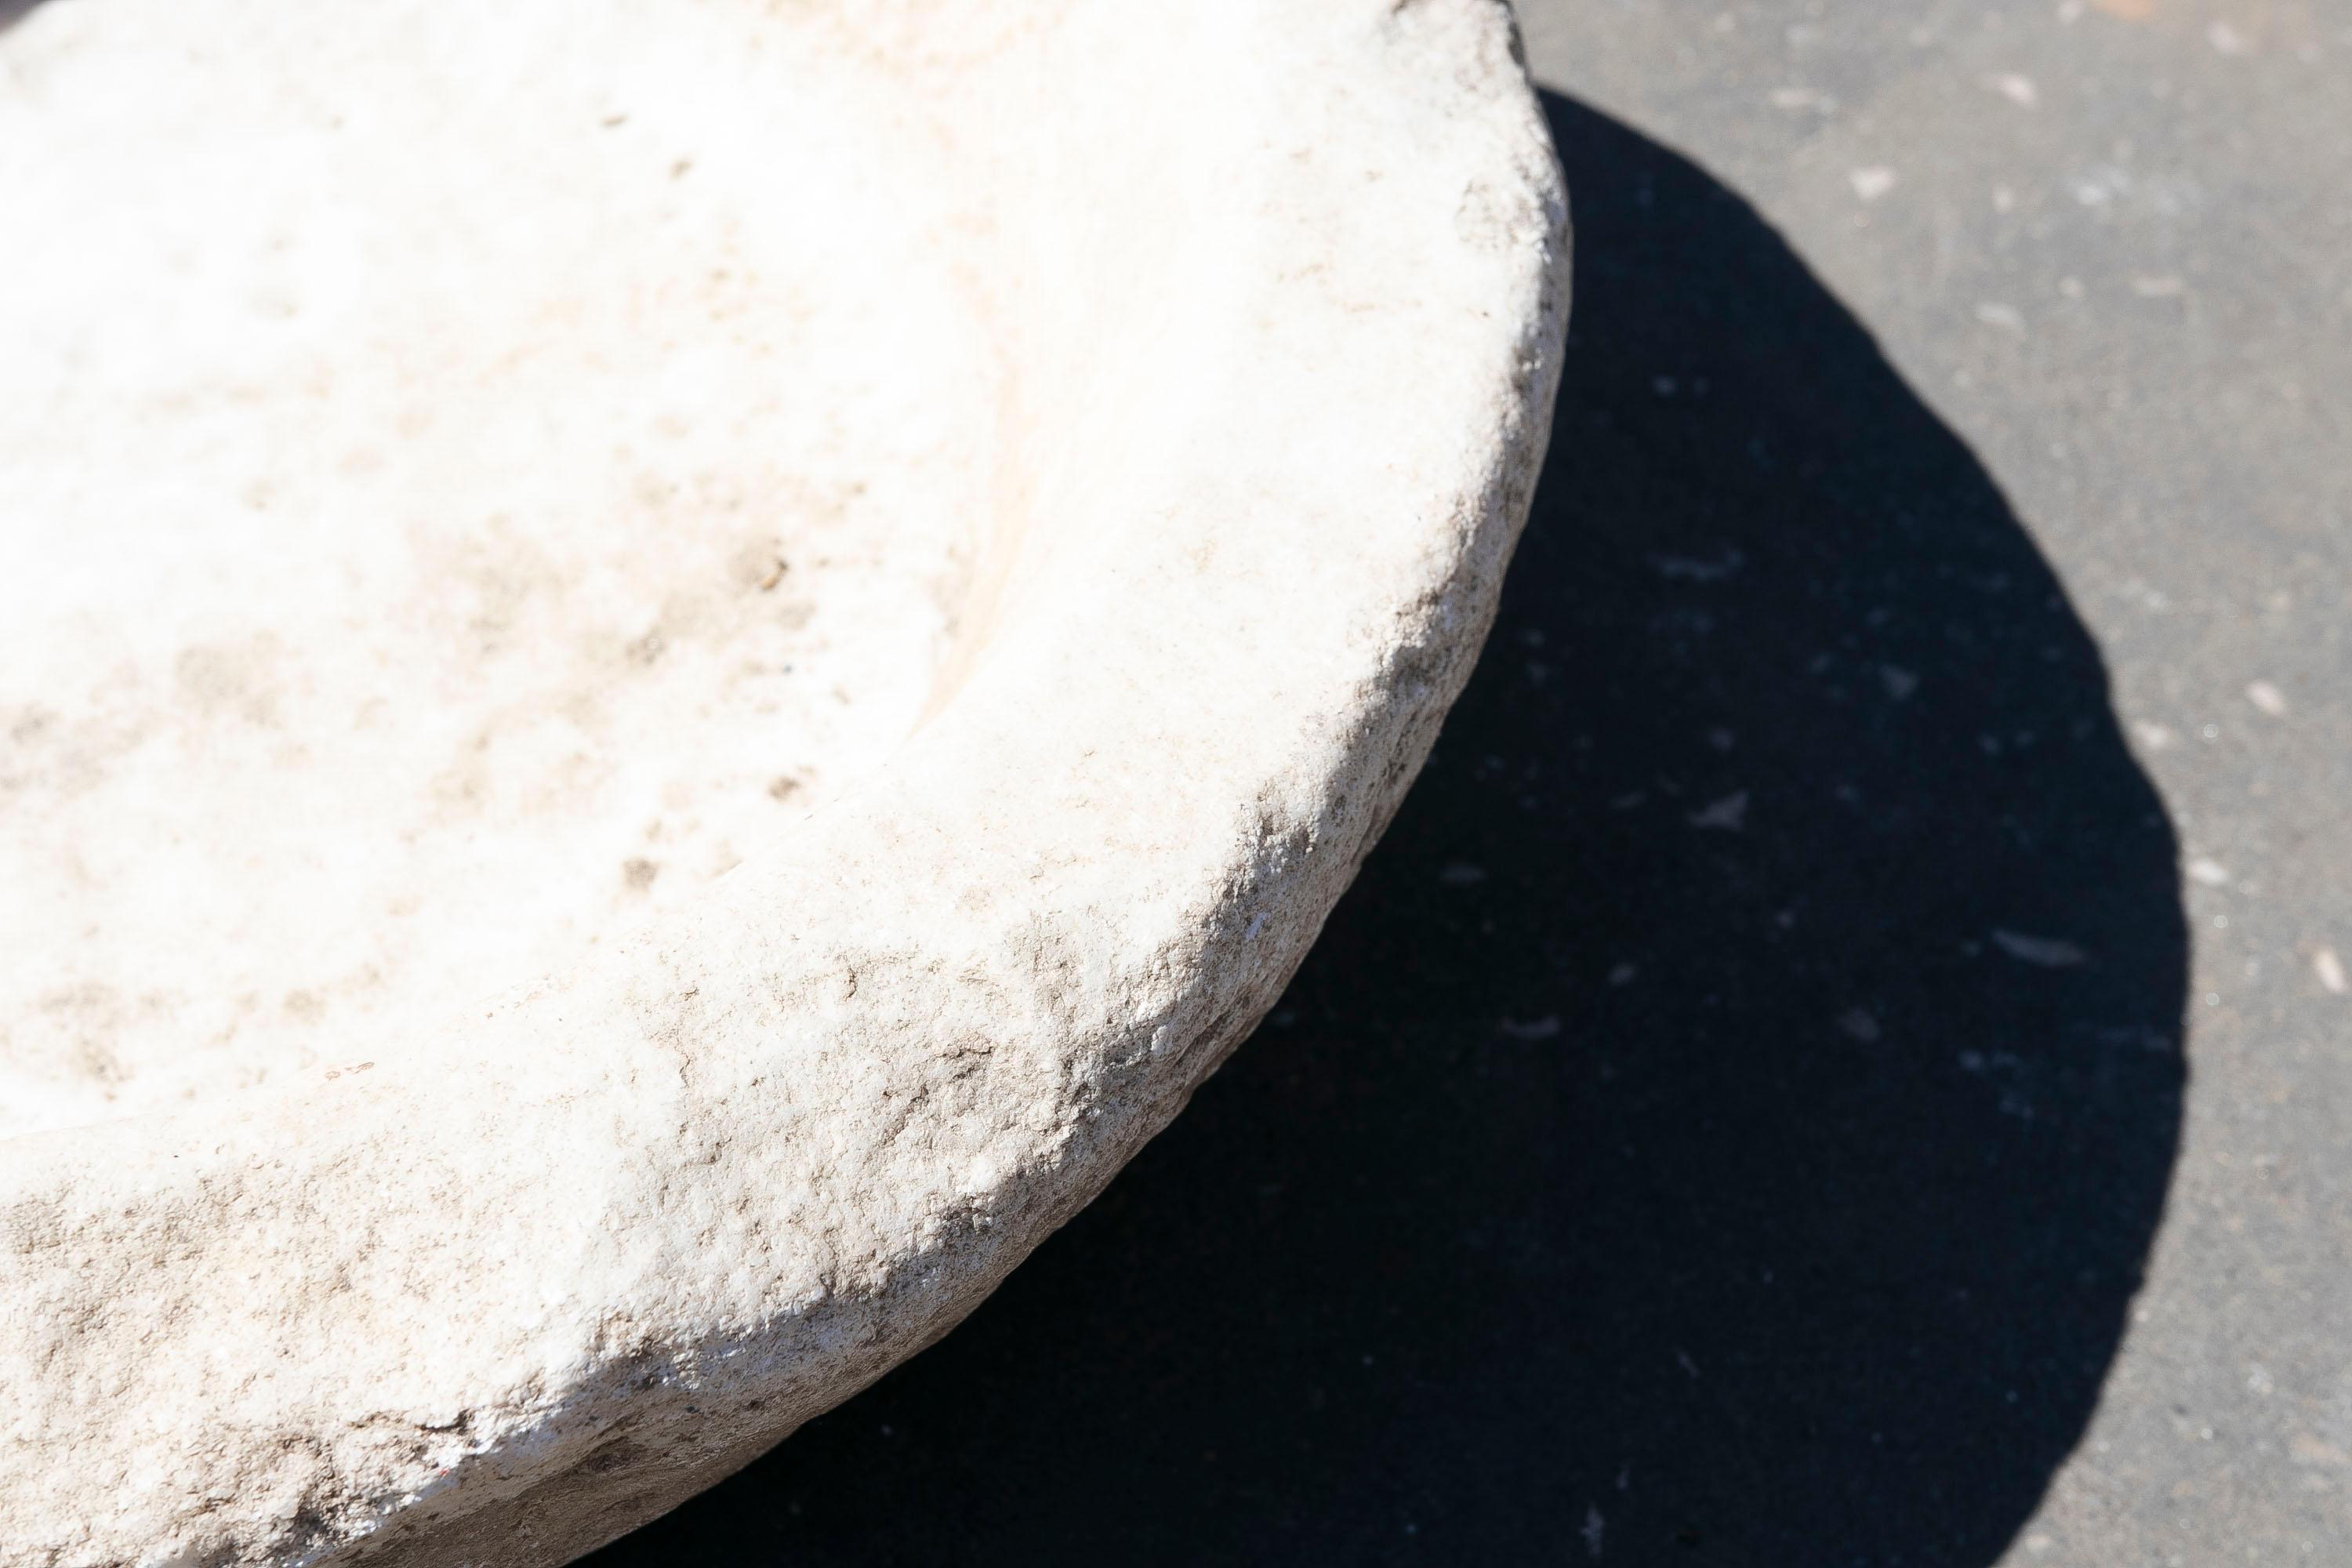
[1993,929,2089,967]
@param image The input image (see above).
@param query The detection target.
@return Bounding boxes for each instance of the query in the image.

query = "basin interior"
[0,4,1007,1138]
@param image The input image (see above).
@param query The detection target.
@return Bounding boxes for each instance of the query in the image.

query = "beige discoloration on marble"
[0,1,1568,1562]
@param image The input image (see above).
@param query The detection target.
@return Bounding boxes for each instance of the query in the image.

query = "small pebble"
[2316,949,2347,996]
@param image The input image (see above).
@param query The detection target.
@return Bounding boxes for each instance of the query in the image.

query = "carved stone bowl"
[0,2,1566,1560]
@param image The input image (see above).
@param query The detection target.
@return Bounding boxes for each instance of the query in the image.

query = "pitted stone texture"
[0,2,1569,1563]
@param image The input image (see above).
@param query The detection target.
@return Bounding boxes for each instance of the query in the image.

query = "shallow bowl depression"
[1,4,999,1136]
[0,2,1568,1563]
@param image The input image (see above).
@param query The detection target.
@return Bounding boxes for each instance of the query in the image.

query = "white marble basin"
[0,1,1566,1561]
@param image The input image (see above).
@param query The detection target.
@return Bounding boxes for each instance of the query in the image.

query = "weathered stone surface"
[0,1,1567,1562]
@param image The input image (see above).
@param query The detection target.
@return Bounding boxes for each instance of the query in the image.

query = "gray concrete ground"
[1512,5,2352,1562]
[594,4,2350,1563]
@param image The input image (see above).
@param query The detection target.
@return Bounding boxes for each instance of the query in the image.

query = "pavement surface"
[593,4,2351,1563]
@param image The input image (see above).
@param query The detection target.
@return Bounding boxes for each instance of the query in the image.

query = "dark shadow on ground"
[590,93,2187,1567]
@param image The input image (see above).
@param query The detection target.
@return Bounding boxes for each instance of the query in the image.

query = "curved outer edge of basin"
[0,2,1570,1563]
